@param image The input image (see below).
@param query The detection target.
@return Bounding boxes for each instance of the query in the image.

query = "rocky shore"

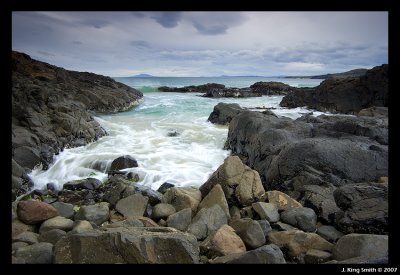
[11,53,389,264]
[12,51,143,199]
[280,64,388,113]
[12,152,388,264]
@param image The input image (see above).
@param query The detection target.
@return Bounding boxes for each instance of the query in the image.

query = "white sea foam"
[29,79,326,191]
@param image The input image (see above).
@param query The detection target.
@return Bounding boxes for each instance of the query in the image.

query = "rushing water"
[28,77,323,191]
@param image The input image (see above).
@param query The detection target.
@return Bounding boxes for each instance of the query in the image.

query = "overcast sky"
[12,11,388,77]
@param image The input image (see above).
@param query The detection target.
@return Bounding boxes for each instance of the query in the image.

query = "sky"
[12,11,388,77]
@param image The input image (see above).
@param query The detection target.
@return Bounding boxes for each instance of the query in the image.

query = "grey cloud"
[130,40,151,48]
[150,12,182,28]
[131,12,146,18]
[193,22,228,35]
[72,40,83,45]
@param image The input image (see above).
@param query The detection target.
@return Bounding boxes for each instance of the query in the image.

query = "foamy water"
[28,77,324,190]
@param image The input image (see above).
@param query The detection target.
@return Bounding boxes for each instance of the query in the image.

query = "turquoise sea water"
[29,77,323,190]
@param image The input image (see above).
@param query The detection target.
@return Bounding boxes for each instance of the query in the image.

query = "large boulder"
[166,208,192,232]
[211,244,286,264]
[39,216,74,233]
[268,230,333,261]
[54,227,200,263]
[252,202,279,222]
[115,194,148,218]
[110,155,138,171]
[151,203,176,220]
[225,110,388,222]
[75,202,110,225]
[15,242,54,264]
[280,64,388,114]
[332,233,388,261]
[17,200,58,224]
[207,103,244,125]
[250,81,295,95]
[50,202,74,219]
[229,218,266,249]
[161,187,202,212]
[199,156,265,207]
[280,207,317,232]
[198,184,230,219]
[333,182,388,234]
[200,224,246,258]
[187,204,227,240]
[12,231,39,245]
[38,229,67,245]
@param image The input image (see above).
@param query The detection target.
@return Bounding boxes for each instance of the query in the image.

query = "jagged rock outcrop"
[158,83,262,98]
[217,107,387,229]
[280,64,388,114]
[249,81,296,95]
[11,51,143,199]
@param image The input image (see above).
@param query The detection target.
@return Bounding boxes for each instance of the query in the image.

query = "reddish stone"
[17,200,58,225]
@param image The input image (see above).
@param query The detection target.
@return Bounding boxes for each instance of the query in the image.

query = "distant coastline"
[284,68,368,79]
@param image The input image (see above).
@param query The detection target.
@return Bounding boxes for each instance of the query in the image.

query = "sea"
[28,76,324,191]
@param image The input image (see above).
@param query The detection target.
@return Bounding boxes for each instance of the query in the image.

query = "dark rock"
[187,204,227,240]
[252,202,280,222]
[12,242,29,252]
[229,218,266,249]
[304,249,332,264]
[211,244,286,264]
[50,201,74,219]
[57,189,84,204]
[225,109,388,223]
[280,64,388,114]
[46,183,56,192]
[198,184,230,219]
[115,194,148,218]
[151,203,176,220]
[207,102,244,125]
[166,208,192,231]
[63,177,102,191]
[240,206,255,219]
[102,175,129,207]
[75,202,110,225]
[256,220,272,237]
[12,220,36,238]
[250,81,295,95]
[54,227,200,263]
[13,146,41,170]
[12,51,143,196]
[110,155,138,171]
[38,229,67,244]
[157,182,175,194]
[271,222,296,231]
[132,184,162,206]
[332,233,388,261]
[280,207,317,232]
[15,242,53,264]
[12,231,39,245]
[17,200,58,224]
[333,182,388,234]
[316,225,344,243]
